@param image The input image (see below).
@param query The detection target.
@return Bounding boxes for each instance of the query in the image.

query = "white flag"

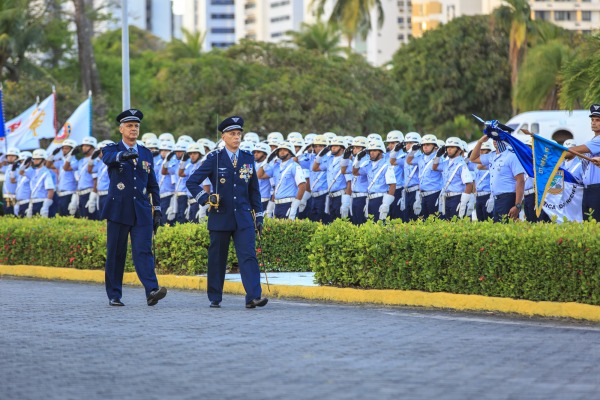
[4,102,37,136]
[8,94,56,150]
[47,97,92,154]
[542,181,583,223]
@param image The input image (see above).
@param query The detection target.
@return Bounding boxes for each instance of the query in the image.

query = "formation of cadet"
[3,104,600,222]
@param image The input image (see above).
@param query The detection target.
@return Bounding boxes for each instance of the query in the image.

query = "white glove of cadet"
[184,204,191,220]
[14,203,20,216]
[340,194,351,219]
[413,194,422,216]
[485,195,495,214]
[457,193,470,218]
[379,194,395,220]
[266,200,275,218]
[466,193,476,217]
[86,192,98,213]
[287,198,301,220]
[68,194,79,216]
[298,191,311,213]
[40,199,53,218]
[26,204,33,218]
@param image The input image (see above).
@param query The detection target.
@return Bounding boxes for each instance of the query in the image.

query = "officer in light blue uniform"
[384,131,405,220]
[343,136,368,225]
[13,152,32,217]
[167,142,189,224]
[306,135,330,223]
[259,141,307,219]
[156,140,176,225]
[1,147,20,215]
[101,109,166,307]
[291,137,312,220]
[179,142,205,222]
[395,132,421,221]
[569,104,600,220]
[473,140,494,221]
[253,142,273,212]
[406,134,442,219]
[46,140,78,216]
[76,136,99,219]
[27,149,56,217]
[432,137,474,220]
[186,116,267,309]
[91,140,114,213]
[313,137,351,221]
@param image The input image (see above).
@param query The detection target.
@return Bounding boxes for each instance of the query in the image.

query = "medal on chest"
[239,163,253,182]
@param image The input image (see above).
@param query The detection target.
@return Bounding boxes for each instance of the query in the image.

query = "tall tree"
[73,0,101,95]
[166,28,206,59]
[559,34,600,110]
[285,21,343,58]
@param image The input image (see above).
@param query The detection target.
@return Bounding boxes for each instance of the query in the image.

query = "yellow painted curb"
[2,264,600,322]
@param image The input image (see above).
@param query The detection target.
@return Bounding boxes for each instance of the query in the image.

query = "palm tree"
[559,35,600,109]
[286,21,343,58]
[310,0,384,48]
[167,28,206,59]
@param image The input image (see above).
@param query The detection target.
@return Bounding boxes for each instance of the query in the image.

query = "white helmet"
[275,141,296,157]
[98,140,115,149]
[81,136,98,148]
[174,142,189,152]
[445,137,463,148]
[19,151,32,161]
[436,139,445,148]
[159,133,175,143]
[481,140,495,151]
[62,139,77,149]
[32,149,47,159]
[289,137,305,148]
[352,136,368,148]
[323,132,337,143]
[421,134,438,145]
[216,140,226,150]
[145,138,160,149]
[186,142,206,155]
[404,132,422,143]
[460,140,468,152]
[160,141,174,151]
[367,133,382,142]
[304,133,317,145]
[329,137,348,148]
[240,141,255,153]
[141,133,157,143]
[385,130,404,143]
[267,138,281,147]
[367,140,386,152]
[267,132,284,143]
[198,138,216,151]
[312,135,328,146]
[6,147,20,156]
[178,135,195,144]
[244,132,260,143]
[136,140,145,147]
[287,131,303,141]
[344,136,354,144]
[253,142,271,155]
[563,139,577,148]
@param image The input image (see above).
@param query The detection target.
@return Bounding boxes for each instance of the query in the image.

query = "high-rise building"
[530,0,600,34]
[411,0,484,38]
[96,0,174,42]
[178,0,236,50]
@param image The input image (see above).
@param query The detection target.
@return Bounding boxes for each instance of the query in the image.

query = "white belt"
[176,192,188,197]
[187,198,197,205]
[524,188,534,196]
[476,191,490,197]
[420,190,439,197]
[352,192,368,198]
[3,194,16,199]
[405,185,419,193]
[97,190,108,196]
[274,197,294,204]
[30,198,46,204]
[77,188,93,196]
[368,192,385,199]
[444,191,463,198]
[329,189,345,198]
[17,199,30,206]
[160,192,174,198]
[261,197,271,203]
[57,191,75,197]
[312,190,328,197]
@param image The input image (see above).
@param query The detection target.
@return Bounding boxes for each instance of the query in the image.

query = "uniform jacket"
[186,148,261,231]
[100,141,160,226]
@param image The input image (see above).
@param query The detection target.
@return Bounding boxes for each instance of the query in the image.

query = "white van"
[504,110,594,145]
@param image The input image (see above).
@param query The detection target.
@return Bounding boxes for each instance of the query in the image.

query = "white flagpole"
[122,0,131,110]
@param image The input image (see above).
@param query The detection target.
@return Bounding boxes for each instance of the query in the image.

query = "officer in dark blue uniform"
[186,116,267,309]
[100,109,167,307]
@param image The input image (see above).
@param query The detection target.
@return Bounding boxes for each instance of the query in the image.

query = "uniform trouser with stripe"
[523,193,538,222]
[421,191,441,220]
[367,196,384,222]
[30,201,56,217]
[309,194,327,223]
[188,202,199,223]
[105,220,159,300]
[3,205,14,216]
[99,195,108,215]
[350,196,367,225]
[328,195,342,221]
[56,194,73,216]
[493,192,516,223]
[261,200,269,215]
[403,190,418,222]
[475,194,492,222]
[160,195,172,225]
[582,185,600,221]
[441,194,461,220]
[176,195,188,224]
[297,197,311,220]
[207,228,262,304]
[274,202,292,219]
[78,192,98,220]
[389,189,403,220]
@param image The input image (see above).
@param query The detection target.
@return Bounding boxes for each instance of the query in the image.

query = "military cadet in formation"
[155,140,175,225]
[24,149,56,217]
[342,136,368,225]
[305,135,329,223]
[313,137,352,221]
[385,131,405,220]
[253,142,273,213]
[1,147,20,215]
[76,137,99,220]
[406,134,443,219]
[179,143,206,222]
[45,139,78,216]
[13,151,32,217]
[91,140,114,213]
[391,132,421,221]
[473,140,494,221]
[162,141,188,223]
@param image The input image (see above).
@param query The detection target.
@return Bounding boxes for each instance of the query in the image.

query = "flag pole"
[0,83,7,153]
[121,0,131,110]
[520,129,595,163]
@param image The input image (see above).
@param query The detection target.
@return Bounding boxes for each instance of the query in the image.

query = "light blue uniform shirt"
[392,153,406,188]
[166,157,182,192]
[29,166,55,199]
[1,165,17,195]
[15,174,31,201]
[351,157,369,193]
[263,159,304,199]
[256,160,273,199]
[412,152,443,191]
[96,162,110,192]
[583,135,600,186]
[524,174,534,191]
[358,158,396,194]
[156,157,175,194]
[563,158,583,183]
[437,157,473,193]
[309,153,328,192]
[475,168,491,193]
[403,157,419,188]
[480,150,525,195]
[318,155,350,193]
[181,160,202,197]
[57,159,78,192]
[76,156,96,190]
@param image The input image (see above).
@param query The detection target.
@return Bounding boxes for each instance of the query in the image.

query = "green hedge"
[309,218,600,305]
[0,216,318,274]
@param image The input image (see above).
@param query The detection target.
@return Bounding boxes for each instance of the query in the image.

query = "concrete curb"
[2,265,600,322]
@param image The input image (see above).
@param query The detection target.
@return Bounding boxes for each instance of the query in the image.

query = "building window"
[245,2,256,9]
[271,32,284,38]
[397,1,404,5]
[534,11,548,20]
[408,17,411,23]
[581,11,591,21]
[211,13,234,19]
[211,0,234,4]
[212,42,234,48]
[398,34,404,40]
[271,0,291,7]
[554,11,573,21]
[211,27,235,34]
[270,15,290,23]
[398,17,404,23]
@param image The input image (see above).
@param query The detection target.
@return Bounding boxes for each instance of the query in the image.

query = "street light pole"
[122,0,131,110]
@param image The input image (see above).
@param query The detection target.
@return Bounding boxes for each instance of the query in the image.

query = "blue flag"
[532,136,569,217]
[0,86,5,139]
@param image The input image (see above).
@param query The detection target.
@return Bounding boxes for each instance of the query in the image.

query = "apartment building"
[530,0,600,34]
[97,0,174,42]
[178,0,236,50]
[411,0,484,37]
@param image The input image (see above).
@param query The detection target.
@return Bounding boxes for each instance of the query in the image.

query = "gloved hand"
[356,149,367,160]
[166,196,177,221]
[410,144,421,153]
[340,194,351,219]
[287,198,301,220]
[26,204,33,218]
[298,191,311,212]
[41,199,53,218]
[86,192,98,213]
[14,203,20,216]
[152,150,160,157]
[413,195,422,215]
[196,204,208,222]
[91,149,101,160]
[266,150,278,164]
[266,200,275,218]
[71,146,82,157]
[153,211,162,234]
[342,147,353,159]
[11,162,20,171]
[457,193,470,218]
[466,193,476,217]
[182,153,190,161]
[22,157,32,168]
[394,142,404,152]
[436,146,446,158]
[255,215,264,237]
[184,203,191,220]
[379,194,394,220]
[121,148,139,161]
[68,194,79,216]
[318,146,331,158]
[485,195,495,214]
[166,151,176,161]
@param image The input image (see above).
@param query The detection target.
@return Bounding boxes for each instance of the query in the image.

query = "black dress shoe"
[245,297,268,309]
[209,301,221,308]
[109,299,125,306]
[147,287,167,306]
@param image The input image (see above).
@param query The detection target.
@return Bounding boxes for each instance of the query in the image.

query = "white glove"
[379,194,394,220]
[287,198,301,220]
[413,194,422,216]
[340,194,351,219]
[457,193,470,218]
[399,190,406,211]
[352,157,360,168]
[184,203,191,220]
[166,195,177,221]
[86,192,98,213]
[298,191,311,212]
[14,203,20,216]
[266,200,275,218]
[466,193,476,217]
[196,204,208,222]
[40,199,53,218]
[68,194,79,216]
[485,195,495,214]
[26,204,33,218]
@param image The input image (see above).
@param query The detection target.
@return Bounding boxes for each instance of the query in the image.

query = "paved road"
[1,278,600,400]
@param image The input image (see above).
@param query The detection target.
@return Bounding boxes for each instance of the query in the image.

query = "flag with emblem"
[0,85,5,151]
[532,135,569,217]
[7,93,56,150]
[47,94,92,154]
[4,102,37,138]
